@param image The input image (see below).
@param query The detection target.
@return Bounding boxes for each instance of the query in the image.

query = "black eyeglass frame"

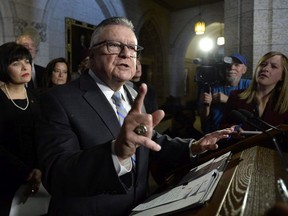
[91,40,144,57]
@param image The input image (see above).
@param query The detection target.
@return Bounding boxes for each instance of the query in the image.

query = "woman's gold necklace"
[4,84,29,111]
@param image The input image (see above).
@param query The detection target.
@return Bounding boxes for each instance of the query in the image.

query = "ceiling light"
[217,23,225,45]
[199,38,213,52]
[217,36,225,45]
[195,21,205,35]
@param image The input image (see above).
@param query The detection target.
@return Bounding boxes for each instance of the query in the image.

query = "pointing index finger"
[130,83,147,114]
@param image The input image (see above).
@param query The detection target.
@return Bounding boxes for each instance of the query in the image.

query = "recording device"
[194,57,229,95]
[194,57,231,107]
[192,58,202,65]
[223,56,233,64]
[194,62,227,87]
[195,66,220,87]
[238,109,287,136]
[228,110,262,131]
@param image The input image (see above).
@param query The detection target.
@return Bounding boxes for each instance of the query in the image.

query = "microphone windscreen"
[238,109,254,118]
[238,108,279,131]
[228,110,247,124]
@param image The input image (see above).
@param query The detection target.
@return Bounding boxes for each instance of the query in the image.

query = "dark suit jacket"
[27,64,45,89]
[127,81,158,114]
[36,72,192,216]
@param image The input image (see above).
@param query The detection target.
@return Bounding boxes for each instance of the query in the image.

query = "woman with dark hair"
[0,42,42,215]
[41,57,71,88]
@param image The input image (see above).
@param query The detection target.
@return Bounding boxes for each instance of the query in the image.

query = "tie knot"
[112,91,122,103]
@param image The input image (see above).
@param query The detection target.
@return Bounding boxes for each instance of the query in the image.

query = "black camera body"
[194,58,228,96]
[195,63,226,87]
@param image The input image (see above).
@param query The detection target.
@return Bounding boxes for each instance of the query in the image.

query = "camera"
[194,59,227,87]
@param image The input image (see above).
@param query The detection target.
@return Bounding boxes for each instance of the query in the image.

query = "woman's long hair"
[239,51,288,114]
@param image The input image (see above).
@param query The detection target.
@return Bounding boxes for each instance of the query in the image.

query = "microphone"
[229,110,288,173]
[238,109,288,138]
[228,110,260,130]
[238,109,283,132]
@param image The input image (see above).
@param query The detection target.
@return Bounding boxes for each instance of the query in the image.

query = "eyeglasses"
[91,40,143,58]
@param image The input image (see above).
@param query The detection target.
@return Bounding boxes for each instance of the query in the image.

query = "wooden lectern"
[162,125,288,216]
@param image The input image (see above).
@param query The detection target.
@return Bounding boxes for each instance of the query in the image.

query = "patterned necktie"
[112,91,136,165]
[112,91,127,126]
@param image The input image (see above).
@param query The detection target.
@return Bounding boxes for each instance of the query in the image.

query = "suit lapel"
[79,74,120,138]
[79,74,149,172]
[124,84,146,113]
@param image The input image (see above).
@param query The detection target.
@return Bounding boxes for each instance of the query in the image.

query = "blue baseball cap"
[230,53,247,65]
[224,53,247,65]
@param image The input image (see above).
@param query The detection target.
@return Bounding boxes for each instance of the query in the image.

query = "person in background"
[35,17,234,216]
[128,58,158,114]
[221,51,288,131]
[16,27,45,89]
[72,50,90,80]
[41,57,71,88]
[0,42,42,215]
[198,53,251,134]
[77,56,90,75]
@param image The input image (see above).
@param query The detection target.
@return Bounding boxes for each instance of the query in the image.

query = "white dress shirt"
[88,70,133,176]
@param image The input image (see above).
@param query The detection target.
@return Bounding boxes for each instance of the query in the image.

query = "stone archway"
[138,19,165,105]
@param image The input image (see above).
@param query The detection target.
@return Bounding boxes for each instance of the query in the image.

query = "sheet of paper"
[132,151,231,214]
[132,192,206,216]
[133,170,217,211]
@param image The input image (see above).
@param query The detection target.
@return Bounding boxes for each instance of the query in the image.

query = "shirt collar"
[88,69,127,102]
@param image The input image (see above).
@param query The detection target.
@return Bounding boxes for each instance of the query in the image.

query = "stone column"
[224,0,288,76]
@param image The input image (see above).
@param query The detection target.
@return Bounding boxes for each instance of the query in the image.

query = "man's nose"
[119,46,131,57]
[230,63,237,69]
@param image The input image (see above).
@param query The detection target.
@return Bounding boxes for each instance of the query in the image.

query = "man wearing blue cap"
[199,53,251,133]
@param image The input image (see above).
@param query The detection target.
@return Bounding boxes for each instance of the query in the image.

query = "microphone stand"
[238,109,288,138]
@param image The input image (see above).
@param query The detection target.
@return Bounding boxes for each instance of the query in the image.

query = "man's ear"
[242,65,247,75]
